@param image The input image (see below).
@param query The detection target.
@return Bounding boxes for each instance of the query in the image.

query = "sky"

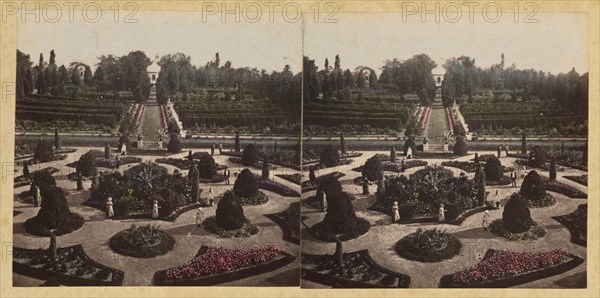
[18,11,588,76]
[304,13,589,76]
[17,11,302,73]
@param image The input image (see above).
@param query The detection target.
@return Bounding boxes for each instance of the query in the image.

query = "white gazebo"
[148,55,161,85]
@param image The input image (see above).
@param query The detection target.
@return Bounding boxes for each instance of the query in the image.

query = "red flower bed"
[452,249,569,285]
[420,107,431,129]
[165,245,281,280]
[446,107,454,131]
[159,105,169,130]
[134,104,146,129]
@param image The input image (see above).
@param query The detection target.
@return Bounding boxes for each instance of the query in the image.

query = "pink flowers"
[165,245,281,280]
[420,107,431,129]
[452,249,569,284]
[446,107,454,132]
[159,105,169,130]
[134,104,146,129]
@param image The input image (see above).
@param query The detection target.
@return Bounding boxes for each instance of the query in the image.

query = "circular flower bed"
[109,224,175,258]
[202,216,259,238]
[528,193,556,208]
[395,228,462,262]
[488,219,547,241]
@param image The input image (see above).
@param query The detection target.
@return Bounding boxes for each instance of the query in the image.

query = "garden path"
[13,148,300,286]
[301,150,587,288]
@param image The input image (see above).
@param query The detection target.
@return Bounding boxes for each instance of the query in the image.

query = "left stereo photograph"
[12,10,302,287]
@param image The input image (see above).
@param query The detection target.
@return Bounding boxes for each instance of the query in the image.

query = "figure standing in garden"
[224,169,231,185]
[510,170,517,187]
[211,143,215,155]
[392,201,400,223]
[106,197,114,218]
[195,207,204,227]
[482,210,490,230]
[76,172,84,190]
[438,204,447,222]
[321,191,327,212]
[495,190,501,209]
[504,144,510,156]
[208,187,214,206]
[188,150,193,160]
[218,143,223,154]
[34,185,41,207]
[474,153,479,164]
[152,200,161,219]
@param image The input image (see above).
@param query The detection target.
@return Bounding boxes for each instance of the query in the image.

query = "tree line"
[441,54,589,115]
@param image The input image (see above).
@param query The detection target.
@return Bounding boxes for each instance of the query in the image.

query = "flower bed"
[395,228,462,262]
[305,158,354,171]
[543,178,587,199]
[13,245,124,286]
[14,167,59,188]
[128,148,174,156]
[488,219,547,241]
[96,156,142,169]
[486,175,512,186]
[301,172,345,192]
[202,216,259,238]
[563,175,588,186]
[257,178,300,197]
[552,204,587,246]
[527,193,556,208]
[16,154,68,166]
[156,157,227,171]
[275,173,301,185]
[440,249,583,288]
[301,250,410,288]
[471,154,497,163]
[441,161,479,173]
[264,202,301,245]
[109,224,176,258]
[154,245,295,286]
[352,159,428,173]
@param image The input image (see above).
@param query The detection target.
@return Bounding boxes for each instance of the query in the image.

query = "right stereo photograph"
[300,12,589,289]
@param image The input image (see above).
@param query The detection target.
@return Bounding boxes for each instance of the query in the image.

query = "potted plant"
[443,131,453,152]
[422,136,429,151]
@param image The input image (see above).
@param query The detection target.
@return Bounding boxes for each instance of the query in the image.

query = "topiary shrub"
[198,154,217,179]
[474,164,486,206]
[168,121,180,134]
[483,155,503,182]
[215,190,246,230]
[261,155,270,179]
[167,133,182,153]
[34,139,54,163]
[24,185,84,236]
[233,168,259,198]
[520,170,547,202]
[502,192,533,233]
[549,156,557,181]
[320,145,340,167]
[76,150,98,177]
[453,136,468,156]
[241,144,259,166]
[390,145,397,163]
[362,155,383,182]
[529,145,547,168]
[317,175,343,197]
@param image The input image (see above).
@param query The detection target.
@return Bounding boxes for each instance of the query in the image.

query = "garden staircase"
[427,143,446,152]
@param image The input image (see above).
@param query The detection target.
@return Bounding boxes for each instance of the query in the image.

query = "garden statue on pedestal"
[438,204,447,222]
[219,143,223,154]
[152,200,161,219]
[195,207,203,227]
[106,197,114,218]
[406,147,413,159]
[392,201,400,223]
[422,136,429,152]
[137,134,143,148]
[482,210,490,230]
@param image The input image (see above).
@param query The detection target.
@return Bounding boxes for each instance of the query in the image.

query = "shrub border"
[153,246,296,286]
[301,249,410,288]
[439,249,584,288]
[13,244,124,286]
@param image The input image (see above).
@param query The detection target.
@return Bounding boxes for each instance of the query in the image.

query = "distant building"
[148,55,161,86]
